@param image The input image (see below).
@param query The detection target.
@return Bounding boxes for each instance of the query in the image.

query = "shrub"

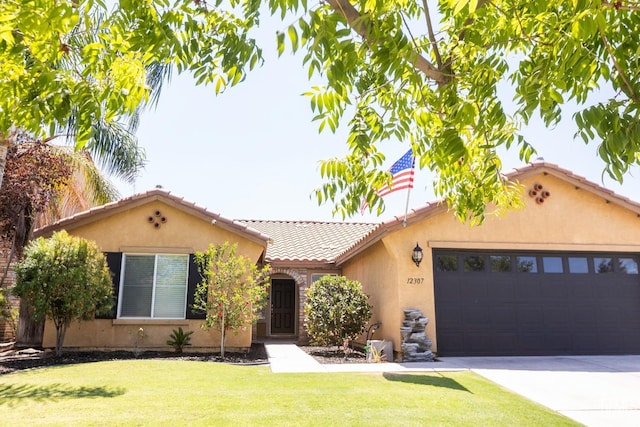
[13,231,113,356]
[304,275,372,356]
[167,327,194,353]
[0,288,18,338]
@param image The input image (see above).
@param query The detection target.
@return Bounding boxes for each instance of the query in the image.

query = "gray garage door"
[433,250,640,356]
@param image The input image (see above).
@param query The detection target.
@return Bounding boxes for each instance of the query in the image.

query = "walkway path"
[263,342,462,374]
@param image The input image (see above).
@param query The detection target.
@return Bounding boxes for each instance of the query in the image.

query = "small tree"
[13,231,113,356]
[0,287,18,338]
[192,242,270,358]
[304,275,372,357]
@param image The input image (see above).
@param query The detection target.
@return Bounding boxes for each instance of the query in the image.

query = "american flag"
[361,149,415,213]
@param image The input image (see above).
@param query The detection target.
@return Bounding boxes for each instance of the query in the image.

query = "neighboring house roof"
[34,188,271,246]
[241,220,377,265]
[334,160,640,265]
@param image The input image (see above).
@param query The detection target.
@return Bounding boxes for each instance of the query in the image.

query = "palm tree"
[0,5,175,191]
[1,6,173,345]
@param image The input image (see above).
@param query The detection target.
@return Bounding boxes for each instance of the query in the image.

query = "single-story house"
[33,190,271,352]
[33,161,640,356]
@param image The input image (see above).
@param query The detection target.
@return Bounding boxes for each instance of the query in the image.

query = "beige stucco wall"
[43,320,249,352]
[41,199,265,352]
[343,172,640,356]
[341,241,399,348]
[63,200,264,257]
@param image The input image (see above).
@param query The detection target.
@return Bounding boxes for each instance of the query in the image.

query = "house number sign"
[406,277,425,284]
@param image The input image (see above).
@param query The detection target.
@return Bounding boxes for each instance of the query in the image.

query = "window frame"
[117,253,190,319]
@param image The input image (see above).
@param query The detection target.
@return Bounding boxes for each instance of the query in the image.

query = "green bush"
[0,288,18,338]
[167,327,194,354]
[304,275,372,354]
[13,231,113,356]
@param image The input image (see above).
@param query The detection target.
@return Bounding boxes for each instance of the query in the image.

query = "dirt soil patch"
[299,345,367,364]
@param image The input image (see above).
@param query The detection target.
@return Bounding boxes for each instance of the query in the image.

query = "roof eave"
[33,189,270,246]
[336,161,640,264]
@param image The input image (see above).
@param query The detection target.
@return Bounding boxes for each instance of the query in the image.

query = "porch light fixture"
[412,243,423,267]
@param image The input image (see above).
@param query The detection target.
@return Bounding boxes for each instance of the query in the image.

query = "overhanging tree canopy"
[3,1,639,222]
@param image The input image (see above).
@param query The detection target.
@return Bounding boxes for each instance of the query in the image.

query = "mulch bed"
[0,342,370,375]
[299,345,367,364]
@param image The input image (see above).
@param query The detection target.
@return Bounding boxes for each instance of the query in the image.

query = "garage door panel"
[466,333,493,353]
[435,280,461,301]
[517,306,544,324]
[434,306,463,327]
[438,333,465,353]
[464,306,490,324]
[598,306,626,323]
[490,306,516,327]
[493,333,518,352]
[540,281,569,298]
[599,334,620,350]
[571,306,597,326]
[434,250,640,356]
[516,283,542,299]
[460,282,487,299]
[518,334,546,352]
[544,306,570,326]
[490,279,516,299]
[546,334,573,352]
[570,282,596,298]
[572,334,600,353]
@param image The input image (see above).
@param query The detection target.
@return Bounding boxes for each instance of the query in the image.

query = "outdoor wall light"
[412,243,423,267]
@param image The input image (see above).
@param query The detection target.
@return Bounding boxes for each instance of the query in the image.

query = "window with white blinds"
[118,254,189,318]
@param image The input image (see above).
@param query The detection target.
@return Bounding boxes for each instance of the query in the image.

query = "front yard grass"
[0,360,578,426]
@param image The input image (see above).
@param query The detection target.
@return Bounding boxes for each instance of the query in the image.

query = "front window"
[118,254,189,318]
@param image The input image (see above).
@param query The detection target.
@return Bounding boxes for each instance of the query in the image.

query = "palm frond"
[36,147,120,228]
[84,119,147,183]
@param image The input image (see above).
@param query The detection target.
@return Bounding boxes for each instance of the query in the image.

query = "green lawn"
[0,360,578,426]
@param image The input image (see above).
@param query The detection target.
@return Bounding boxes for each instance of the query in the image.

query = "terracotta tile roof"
[240,220,377,264]
[34,188,270,246]
[334,160,640,264]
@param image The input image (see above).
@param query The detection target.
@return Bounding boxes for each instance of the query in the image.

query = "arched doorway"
[270,278,296,334]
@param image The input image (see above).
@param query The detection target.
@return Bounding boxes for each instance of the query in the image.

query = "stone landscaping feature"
[400,309,434,362]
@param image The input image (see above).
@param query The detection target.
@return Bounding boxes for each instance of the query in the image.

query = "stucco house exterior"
[33,190,271,352]
[30,161,640,357]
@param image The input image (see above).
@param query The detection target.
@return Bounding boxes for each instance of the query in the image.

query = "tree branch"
[600,30,639,103]
[325,0,449,85]
[602,1,640,11]
[421,0,443,69]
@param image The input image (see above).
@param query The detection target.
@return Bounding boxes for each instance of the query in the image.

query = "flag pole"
[402,186,411,228]
[402,155,415,228]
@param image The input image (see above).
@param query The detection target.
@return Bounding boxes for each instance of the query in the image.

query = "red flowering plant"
[192,241,270,358]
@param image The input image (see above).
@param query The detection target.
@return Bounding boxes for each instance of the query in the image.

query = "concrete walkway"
[264,343,640,427]
[264,342,463,374]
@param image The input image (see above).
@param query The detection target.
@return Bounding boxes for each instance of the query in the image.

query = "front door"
[271,279,295,334]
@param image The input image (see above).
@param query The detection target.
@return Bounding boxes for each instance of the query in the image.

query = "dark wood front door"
[271,279,295,334]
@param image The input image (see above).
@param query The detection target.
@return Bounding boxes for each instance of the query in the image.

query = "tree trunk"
[55,322,67,357]
[220,311,225,359]
[0,137,9,191]
[15,299,45,348]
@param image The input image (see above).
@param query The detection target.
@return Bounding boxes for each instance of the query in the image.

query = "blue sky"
[115,15,640,223]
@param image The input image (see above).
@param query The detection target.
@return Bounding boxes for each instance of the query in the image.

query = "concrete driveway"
[438,355,640,427]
